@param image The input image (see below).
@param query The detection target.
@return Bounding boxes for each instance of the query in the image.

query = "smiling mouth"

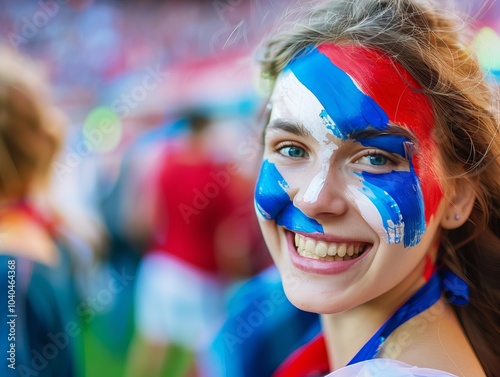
[294,233,369,261]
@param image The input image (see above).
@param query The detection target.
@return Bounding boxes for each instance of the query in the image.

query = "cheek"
[256,218,281,260]
[254,160,323,233]
[356,165,426,247]
[254,159,291,220]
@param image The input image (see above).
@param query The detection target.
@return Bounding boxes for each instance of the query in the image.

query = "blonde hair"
[258,0,500,374]
[0,45,63,198]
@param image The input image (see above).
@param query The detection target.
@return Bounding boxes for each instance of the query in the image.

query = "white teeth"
[305,240,315,254]
[347,245,354,256]
[327,244,337,256]
[337,244,347,257]
[293,234,365,261]
[316,242,328,257]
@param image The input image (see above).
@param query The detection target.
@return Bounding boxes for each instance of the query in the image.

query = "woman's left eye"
[361,155,388,165]
[355,153,393,167]
[278,146,308,158]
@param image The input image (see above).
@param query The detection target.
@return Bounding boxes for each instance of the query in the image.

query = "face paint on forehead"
[270,71,334,144]
[318,44,435,139]
[285,46,389,139]
[285,43,443,222]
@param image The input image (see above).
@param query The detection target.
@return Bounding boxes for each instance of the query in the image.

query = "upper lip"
[288,230,372,245]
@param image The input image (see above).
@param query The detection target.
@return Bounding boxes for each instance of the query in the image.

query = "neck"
[321,253,432,370]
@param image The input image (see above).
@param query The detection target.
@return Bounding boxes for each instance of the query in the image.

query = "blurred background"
[0,0,499,376]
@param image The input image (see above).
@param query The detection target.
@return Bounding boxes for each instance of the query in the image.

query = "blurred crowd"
[0,0,499,376]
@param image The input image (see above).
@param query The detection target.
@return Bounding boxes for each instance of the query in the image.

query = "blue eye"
[356,153,391,166]
[280,146,307,158]
[368,155,388,166]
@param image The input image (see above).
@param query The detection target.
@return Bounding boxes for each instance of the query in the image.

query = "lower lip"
[286,231,371,275]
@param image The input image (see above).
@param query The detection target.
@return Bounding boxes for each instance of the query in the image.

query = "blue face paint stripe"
[359,181,404,245]
[319,109,343,139]
[255,160,290,220]
[359,164,426,247]
[276,204,324,234]
[255,160,324,234]
[356,135,411,157]
[286,47,389,138]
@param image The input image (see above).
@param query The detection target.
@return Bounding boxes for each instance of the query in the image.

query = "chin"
[278,262,364,314]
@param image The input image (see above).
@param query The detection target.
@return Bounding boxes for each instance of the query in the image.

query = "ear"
[440,181,476,230]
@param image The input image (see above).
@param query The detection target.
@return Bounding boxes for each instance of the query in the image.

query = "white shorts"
[134,253,226,351]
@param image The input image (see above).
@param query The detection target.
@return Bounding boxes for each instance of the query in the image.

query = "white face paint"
[270,70,338,204]
[345,183,386,240]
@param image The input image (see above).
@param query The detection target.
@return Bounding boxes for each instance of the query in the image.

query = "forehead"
[271,44,435,143]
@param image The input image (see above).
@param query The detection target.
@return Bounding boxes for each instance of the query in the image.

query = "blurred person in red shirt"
[125,110,267,377]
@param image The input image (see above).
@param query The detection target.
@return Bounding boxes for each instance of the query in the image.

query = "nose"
[292,165,349,219]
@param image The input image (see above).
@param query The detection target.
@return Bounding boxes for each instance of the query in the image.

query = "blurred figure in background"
[125,110,266,377]
[0,46,87,377]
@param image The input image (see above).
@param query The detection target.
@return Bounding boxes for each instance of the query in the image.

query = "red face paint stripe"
[317,43,443,222]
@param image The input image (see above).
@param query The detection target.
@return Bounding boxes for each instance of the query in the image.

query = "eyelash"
[275,141,308,158]
[355,149,398,166]
[273,141,400,169]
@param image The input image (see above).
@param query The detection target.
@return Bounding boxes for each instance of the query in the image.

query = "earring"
[454,214,460,221]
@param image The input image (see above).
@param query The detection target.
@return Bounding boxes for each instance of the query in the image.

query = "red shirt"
[149,146,235,273]
[273,334,330,377]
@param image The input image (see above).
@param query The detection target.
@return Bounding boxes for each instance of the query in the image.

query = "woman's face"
[255,44,445,313]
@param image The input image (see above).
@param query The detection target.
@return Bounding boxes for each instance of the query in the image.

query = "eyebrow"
[352,124,419,158]
[350,124,418,144]
[263,118,419,157]
[264,119,312,139]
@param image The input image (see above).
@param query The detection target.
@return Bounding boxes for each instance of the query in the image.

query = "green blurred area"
[83,322,193,377]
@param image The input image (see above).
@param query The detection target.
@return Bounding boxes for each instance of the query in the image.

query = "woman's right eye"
[278,145,308,158]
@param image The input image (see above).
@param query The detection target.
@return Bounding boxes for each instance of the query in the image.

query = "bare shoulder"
[378,300,486,377]
[0,212,59,266]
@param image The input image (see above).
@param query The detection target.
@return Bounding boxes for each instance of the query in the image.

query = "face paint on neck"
[255,160,324,234]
